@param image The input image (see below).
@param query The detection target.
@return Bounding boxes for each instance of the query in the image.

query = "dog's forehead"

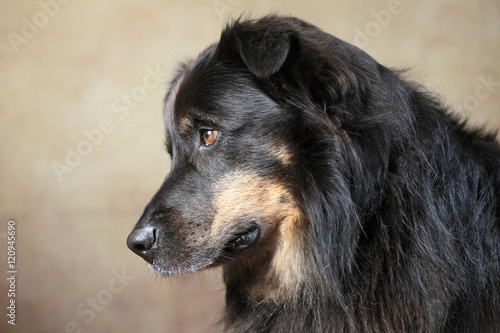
[163,52,267,134]
[163,45,223,130]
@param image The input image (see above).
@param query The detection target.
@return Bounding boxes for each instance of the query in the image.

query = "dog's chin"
[149,259,216,277]
[149,226,261,277]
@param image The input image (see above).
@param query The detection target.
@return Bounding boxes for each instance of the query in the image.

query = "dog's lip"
[150,224,262,275]
[226,226,260,251]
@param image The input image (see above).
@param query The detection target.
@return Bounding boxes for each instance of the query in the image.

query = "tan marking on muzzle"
[212,171,293,235]
[213,170,311,302]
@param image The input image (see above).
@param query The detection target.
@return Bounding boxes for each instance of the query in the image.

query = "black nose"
[127,227,157,264]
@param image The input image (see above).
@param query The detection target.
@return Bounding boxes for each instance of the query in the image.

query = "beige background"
[1,0,499,332]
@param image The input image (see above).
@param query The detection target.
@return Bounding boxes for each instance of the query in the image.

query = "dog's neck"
[222,258,351,332]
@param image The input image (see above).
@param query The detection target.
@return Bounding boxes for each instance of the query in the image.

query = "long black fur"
[129,15,500,332]
[214,15,500,332]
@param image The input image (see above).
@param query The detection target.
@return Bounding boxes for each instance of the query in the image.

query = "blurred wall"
[0,1,499,332]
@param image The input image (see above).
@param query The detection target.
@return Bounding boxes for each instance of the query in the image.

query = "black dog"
[127,15,500,332]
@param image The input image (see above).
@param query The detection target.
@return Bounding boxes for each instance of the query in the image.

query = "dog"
[127,15,500,332]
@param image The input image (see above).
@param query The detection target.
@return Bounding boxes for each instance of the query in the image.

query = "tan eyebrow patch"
[212,170,311,302]
[178,116,193,134]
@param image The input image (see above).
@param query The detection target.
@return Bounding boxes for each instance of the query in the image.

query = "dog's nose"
[127,227,157,264]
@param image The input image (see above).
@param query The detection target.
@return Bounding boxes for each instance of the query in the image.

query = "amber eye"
[200,129,218,147]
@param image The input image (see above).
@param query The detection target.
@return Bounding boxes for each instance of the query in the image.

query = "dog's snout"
[127,226,157,264]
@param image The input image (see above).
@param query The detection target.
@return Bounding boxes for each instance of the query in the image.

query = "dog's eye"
[200,129,218,147]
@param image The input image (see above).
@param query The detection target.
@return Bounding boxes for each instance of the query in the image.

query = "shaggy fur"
[127,15,500,332]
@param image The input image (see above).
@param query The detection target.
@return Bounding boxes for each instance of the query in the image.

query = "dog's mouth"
[225,225,260,252]
[204,225,261,269]
[149,224,262,276]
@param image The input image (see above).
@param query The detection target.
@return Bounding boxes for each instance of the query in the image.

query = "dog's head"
[127,36,305,277]
[127,16,412,294]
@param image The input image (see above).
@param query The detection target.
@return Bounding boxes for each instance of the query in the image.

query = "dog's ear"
[234,29,291,79]
[218,16,364,111]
